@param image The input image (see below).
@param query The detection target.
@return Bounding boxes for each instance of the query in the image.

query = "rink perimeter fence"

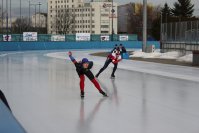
[0,33,160,51]
[0,34,138,42]
[161,20,199,54]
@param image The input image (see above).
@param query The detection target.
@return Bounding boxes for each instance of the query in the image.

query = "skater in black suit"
[68,51,107,98]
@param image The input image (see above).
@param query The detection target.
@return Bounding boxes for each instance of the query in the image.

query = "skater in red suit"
[68,51,107,98]
[95,49,122,78]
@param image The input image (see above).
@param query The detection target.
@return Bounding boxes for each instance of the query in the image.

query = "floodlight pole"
[143,0,147,52]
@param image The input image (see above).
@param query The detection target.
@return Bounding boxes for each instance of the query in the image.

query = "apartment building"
[47,0,117,34]
[32,13,47,28]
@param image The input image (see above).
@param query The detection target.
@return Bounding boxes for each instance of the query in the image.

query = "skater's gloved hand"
[68,51,72,56]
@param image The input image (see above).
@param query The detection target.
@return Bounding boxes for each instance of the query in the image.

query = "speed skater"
[95,49,122,78]
[68,51,108,98]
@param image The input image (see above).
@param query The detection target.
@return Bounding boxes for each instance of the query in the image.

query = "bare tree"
[127,3,161,39]
[52,9,75,34]
[12,17,30,34]
[0,6,6,34]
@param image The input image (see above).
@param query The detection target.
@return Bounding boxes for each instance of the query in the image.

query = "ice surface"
[0,50,199,133]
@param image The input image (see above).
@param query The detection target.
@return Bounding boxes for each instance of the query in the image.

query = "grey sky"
[1,0,199,17]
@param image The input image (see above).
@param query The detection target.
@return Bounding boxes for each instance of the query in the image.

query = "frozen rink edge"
[45,50,199,83]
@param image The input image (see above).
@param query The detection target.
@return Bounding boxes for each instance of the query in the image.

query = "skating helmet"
[82,58,89,64]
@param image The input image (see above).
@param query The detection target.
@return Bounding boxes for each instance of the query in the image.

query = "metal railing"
[161,20,199,44]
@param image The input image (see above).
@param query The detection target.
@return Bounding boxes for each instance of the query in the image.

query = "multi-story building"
[32,13,47,28]
[47,0,117,34]
[118,3,136,34]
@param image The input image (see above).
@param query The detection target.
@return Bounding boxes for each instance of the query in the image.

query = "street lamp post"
[10,0,11,33]
[160,12,163,52]
[30,2,41,32]
[29,0,30,30]
[143,0,147,52]
[38,2,41,29]
[6,0,8,41]
[2,0,4,33]
[19,0,22,34]
[111,0,114,41]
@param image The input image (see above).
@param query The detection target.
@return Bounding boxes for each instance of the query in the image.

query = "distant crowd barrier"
[0,34,138,42]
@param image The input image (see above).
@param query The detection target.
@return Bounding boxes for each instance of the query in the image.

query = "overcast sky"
[1,0,199,18]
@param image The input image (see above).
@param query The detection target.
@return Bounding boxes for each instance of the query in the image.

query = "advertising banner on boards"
[76,33,90,41]
[3,35,12,41]
[23,32,37,41]
[101,35,109,41]
[51,35,65,41]
[119,35,128,41]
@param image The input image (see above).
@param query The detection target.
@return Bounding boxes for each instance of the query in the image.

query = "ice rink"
[0,50,199,133]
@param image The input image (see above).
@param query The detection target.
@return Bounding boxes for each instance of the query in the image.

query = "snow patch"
[130,51,192,63]
[177,54,193,63]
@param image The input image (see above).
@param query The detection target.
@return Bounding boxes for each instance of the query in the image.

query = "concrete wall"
[0,41,160,52]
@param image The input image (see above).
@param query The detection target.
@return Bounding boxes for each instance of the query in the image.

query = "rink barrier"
[0,100,26,133]
[0,41,160,51]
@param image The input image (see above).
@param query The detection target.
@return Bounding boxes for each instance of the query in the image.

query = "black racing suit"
[69,55,104,94]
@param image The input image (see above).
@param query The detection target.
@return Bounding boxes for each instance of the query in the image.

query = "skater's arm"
[68,51,77,64]
[112,55,122,64]
[112,59,122,64]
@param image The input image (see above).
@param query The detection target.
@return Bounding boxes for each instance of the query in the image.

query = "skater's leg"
[91,79,102,92]
[96,59,111,77]
[79,75,85,97]
[85,70,108,97]
[111,63,118,77]
[91,79,107,97]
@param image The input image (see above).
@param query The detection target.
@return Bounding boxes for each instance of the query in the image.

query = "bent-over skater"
[68,51,107,98]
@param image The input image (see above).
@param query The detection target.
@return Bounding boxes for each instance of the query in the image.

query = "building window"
[92,25,95,28]
[101,31,109,33]
[72,0,74,2]
[101,25,109,28]
[92,31,95,34]
[92,8,95,11]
